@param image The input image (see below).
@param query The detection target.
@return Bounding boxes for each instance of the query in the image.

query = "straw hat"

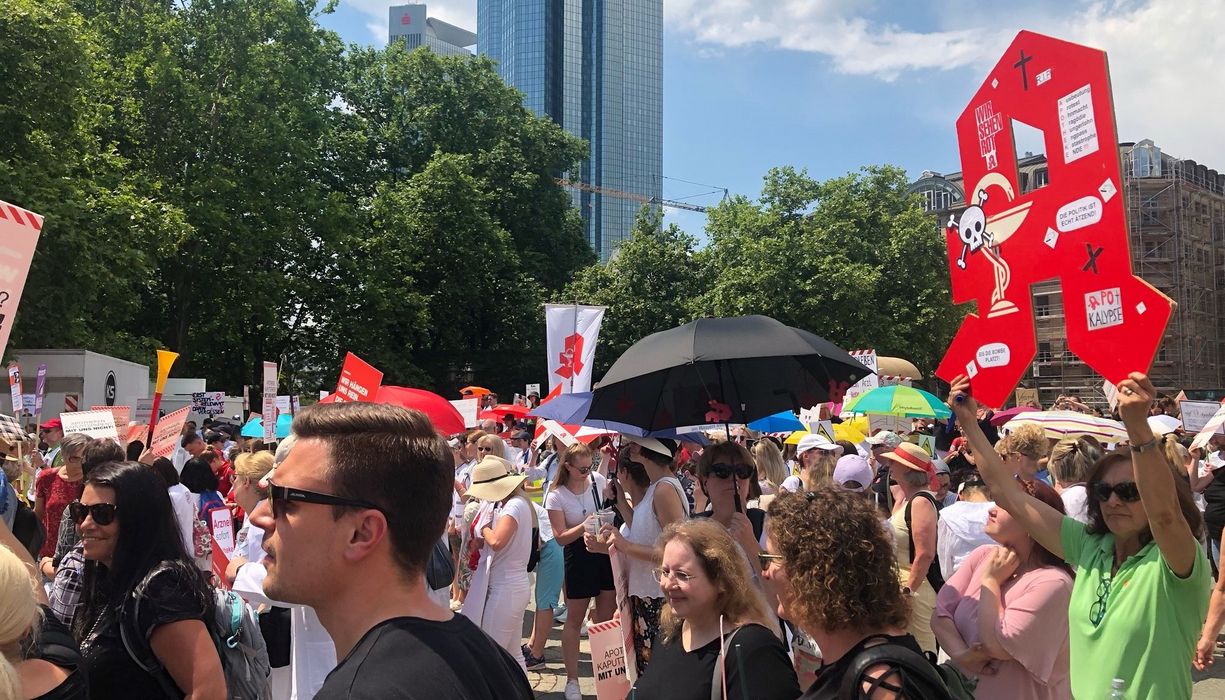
[880,442,933,473]
[465,456,526,503]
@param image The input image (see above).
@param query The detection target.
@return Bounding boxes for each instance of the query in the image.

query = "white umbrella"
[1147,414,1182,436]
[1002,410,1128,442]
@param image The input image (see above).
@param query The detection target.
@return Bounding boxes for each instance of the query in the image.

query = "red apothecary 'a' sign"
[935,31,1174,407]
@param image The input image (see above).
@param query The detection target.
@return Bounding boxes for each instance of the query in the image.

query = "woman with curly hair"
[631,520,799,699]
[762,489,922,699]
[1000,424,1051,485]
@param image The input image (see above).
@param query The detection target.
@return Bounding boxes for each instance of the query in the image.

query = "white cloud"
[343,0,477,45]
[667,0,1225,165]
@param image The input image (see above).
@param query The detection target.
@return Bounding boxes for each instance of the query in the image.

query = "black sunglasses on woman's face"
[1091,480,1141,503]
[69,500,118,526]
[708,462,754,480]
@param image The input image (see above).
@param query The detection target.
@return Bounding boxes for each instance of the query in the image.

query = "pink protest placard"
[91,406,131,442]
[149,406,190,458]
[0,200,42,361]
[588,618,631,700]
[608,545,637,685]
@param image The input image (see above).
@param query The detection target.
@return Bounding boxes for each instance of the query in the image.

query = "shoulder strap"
[590,474,601,513]
[905,492,939,564]
[838,638,950,700]
[710,625,749,700]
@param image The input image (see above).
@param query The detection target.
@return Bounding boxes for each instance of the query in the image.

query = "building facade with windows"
[477,0,663,260]
[911,140,1225,408]
[389,4,477,57]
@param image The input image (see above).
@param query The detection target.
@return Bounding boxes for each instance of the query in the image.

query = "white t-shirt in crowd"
[544,473,607,529]
[167,484,197,558]
[936,500,996,581]
[490,496,534,584]
[531,502,554,542]
[1061,484,1090,524]
[780,475,802,493]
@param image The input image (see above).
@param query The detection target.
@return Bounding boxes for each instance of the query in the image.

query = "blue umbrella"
[239,413,292,439]
[530,391,709,441]
[747,411,804,433]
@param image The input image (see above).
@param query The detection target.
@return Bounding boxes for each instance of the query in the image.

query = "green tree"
[698,165,959,375]
[564,207,706,375]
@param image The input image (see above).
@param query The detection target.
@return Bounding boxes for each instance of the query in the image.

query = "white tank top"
[624,476,689,598]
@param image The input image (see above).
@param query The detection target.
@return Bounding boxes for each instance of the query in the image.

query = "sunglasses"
[1091,481,1141,503]
[69,500,118,526]
[267,481,386,520]
[709,462,754,480]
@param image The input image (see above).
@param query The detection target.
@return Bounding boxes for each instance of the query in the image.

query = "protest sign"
[525,383,541,398]
[33,363,46,419]
[190,392,225,414]
[608,545,637,685]
[936,31,1174,408]
[1014,387,1040,408]
[869,414,909,435]
[0,200,43,361]
[917,433,936,456]
[449,398,480,429]
[275,395,299,415]
[7,363,21,415]
[1101,380,1120,412]
[807,420,836,444]
[60,410,119,440]
[261,362,277,442]
[127,424,148,445]
[211,509,235,558]
[1191,406,1225,451]
[546,304,605,394]
[536,419,577,448]
[333,352,383,403]
[20,393,33,413]
[150,406,190,458]
[134,398,155,424]
[1181,401,1222,434]
[211,538,231,591]
[844,350,880,404]
[588,618,631,700]
[90,406,131,441]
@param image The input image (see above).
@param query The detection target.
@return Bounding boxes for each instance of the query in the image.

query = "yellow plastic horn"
[154,349,179,394]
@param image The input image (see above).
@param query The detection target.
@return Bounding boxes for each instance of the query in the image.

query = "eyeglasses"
[476,446,495,453]
[1089,574,1112,626]
[69,500,118,526]
[1091,481,1141,503]
[651,567,696,584]
[709,462,754,480]
[267,481,386,520]
[573,463,593,474]
[758,552,785,570]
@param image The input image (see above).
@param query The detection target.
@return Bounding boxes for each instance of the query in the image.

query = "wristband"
[1132,436,1161,453]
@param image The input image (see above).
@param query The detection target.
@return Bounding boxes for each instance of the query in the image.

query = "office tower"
[389,4,477,57]
[478,0,663,260]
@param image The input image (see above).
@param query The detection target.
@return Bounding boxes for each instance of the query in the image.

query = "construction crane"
[555,178,726,213]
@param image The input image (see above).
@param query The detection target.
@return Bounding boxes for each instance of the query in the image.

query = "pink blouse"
[934,545,1073,700]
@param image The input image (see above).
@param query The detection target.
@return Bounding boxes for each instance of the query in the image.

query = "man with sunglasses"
[248,403,532,700]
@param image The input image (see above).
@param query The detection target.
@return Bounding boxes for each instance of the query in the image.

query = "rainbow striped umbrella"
[1001,410,1128,442]
[842,385,952,419]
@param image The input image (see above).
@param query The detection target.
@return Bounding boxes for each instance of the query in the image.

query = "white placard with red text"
[150,406,190,458]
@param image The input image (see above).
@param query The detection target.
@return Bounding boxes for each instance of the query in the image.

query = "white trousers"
[480,574,532,671]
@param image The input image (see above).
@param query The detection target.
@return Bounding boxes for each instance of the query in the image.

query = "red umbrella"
[989,405,1039,427]
[478,403,530,421]
[319,386,466,435]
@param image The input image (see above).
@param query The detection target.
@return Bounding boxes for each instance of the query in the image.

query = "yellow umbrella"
[784,418,868,446]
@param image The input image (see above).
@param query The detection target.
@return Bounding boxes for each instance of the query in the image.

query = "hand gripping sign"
[935,31,1174,407]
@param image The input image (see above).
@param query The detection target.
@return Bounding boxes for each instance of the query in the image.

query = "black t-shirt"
[314,614,534,700]
[692,508,767,542]
[79,562,211,700]
[26,604,89,700]
[631,623,800,700]
[1203,461,1225,532]
[801,633,924,700]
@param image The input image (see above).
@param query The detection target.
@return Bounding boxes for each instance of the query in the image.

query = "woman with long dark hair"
[933,478,1074,699]
[72,462,225,699]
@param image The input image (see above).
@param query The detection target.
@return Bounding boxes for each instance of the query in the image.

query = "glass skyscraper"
[477,0,663,260]
[389,5,477,58]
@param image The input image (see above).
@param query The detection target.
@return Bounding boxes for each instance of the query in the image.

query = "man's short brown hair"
[292,403,451,578]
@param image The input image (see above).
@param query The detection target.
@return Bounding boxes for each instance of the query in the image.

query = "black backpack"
[12,498,45,559]
[838,637,954,699]
[904,492,945,592]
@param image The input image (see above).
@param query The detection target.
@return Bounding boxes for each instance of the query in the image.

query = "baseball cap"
[865,430,902,449]
[933,457,950,475]
[39,417,62,431]
[833,455,873,491]
[623,435,677,460]
[796,433,843,456]
[512,430,532,441]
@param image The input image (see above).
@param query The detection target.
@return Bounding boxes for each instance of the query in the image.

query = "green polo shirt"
[1061,516,1210,699]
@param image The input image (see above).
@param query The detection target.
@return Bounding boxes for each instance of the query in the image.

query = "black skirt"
[563,539,615,600]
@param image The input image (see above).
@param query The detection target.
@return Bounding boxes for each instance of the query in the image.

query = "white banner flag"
[262,362,278,442]
[545,303,606,394]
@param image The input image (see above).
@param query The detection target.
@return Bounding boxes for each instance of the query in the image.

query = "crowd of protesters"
[0,370,1219,699]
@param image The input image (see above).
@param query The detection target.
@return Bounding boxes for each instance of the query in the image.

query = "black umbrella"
[586,315,872,432]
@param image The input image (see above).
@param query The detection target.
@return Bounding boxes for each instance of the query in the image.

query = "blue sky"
[320,0,1224,236]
